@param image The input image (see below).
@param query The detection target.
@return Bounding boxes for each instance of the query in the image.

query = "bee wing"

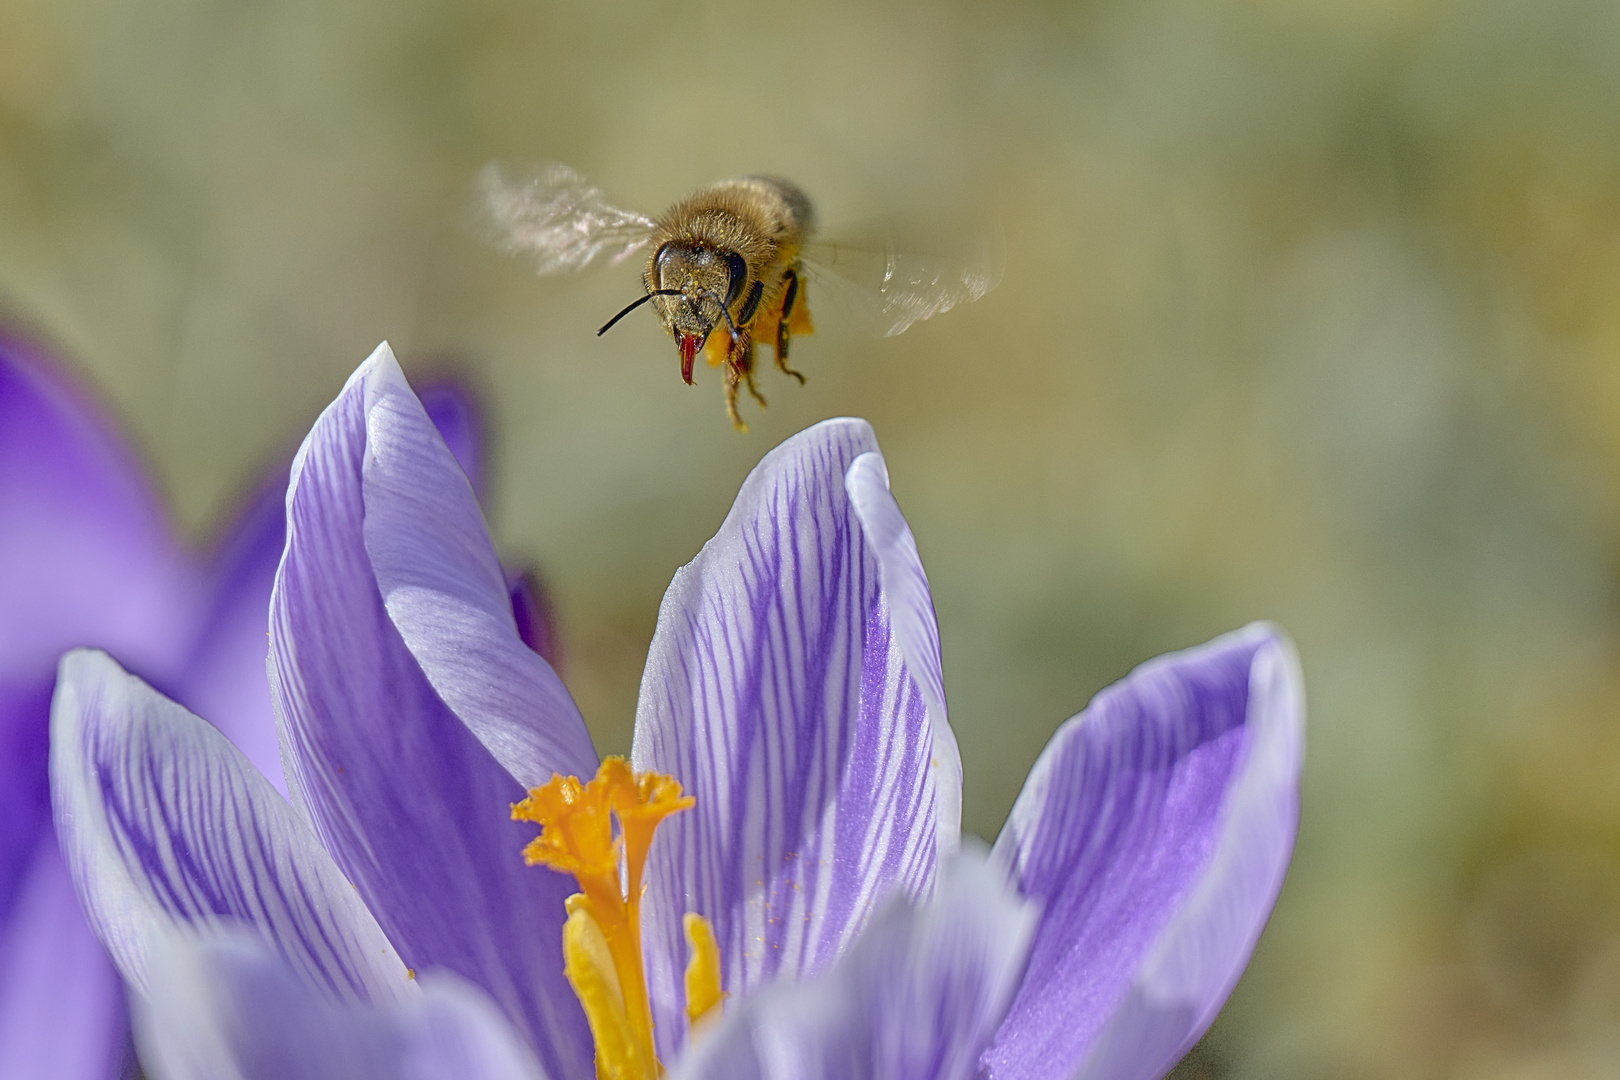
[798,220,1003,337]
[476,162,657,275]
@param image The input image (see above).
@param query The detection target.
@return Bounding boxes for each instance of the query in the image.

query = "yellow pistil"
[514,757,723,1080]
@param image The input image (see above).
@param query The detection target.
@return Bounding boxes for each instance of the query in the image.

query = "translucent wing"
[799,220,1003,337]
[476,162,657,275]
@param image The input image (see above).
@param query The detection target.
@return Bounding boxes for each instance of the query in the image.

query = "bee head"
[643,243,748,335]
[598,243,750,383]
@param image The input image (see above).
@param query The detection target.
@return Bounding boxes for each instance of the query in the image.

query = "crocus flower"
[0,334,539,1078]
[50,343,1303,1080]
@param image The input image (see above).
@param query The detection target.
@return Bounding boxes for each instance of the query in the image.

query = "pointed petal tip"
[270,344,595,1074]
[842,443,960,856]
[50,647,410,1006]
[56,645,106,684]
[983,624,1304,1080]
[363,340,399,376]
[633,416,944,1057]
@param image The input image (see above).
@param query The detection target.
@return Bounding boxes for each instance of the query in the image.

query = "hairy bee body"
[480,162,999,430]
[645,177,817,427]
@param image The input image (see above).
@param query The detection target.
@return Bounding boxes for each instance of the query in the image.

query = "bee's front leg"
[723,363,746,431]
[731,331,766,410]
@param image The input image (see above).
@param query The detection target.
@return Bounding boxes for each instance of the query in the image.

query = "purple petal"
[50,649,410,1004]
[506,566,560,668]
[138,931,544,1080]
[360,354,593,786]
[844,451,961,856]
[268,344,592,1078]
[174,464,290,792]
[174,379,508,794]
[667,849,1036,1080]
[419,381,562,667]
[416,378,486,502]
[0,678,53,936]
[0,335,199,686]
[633,419,945,1058]
[982,625,1303,1080]
[0,837,128,1080]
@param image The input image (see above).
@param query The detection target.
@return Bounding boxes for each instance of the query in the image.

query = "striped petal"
[667,849,1035,1080]
[49,649,410,1005]
[137,931,544,1080]
[268,344,592,1079]
[982,625,1303,1080]
[633,419,945,1058]
[844,451,961,858]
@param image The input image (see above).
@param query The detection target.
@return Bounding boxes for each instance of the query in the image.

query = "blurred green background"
[5,0,1620,1075]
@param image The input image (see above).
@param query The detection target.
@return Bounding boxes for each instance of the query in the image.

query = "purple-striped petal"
[667,849,1035,1080]
[0,837,128,1080]
[633,419,945,1059]
[844,451,961,857]
[50,649,410,1005]
[982,624,1303,1080]
[268,344,592,1079]
[138,931,544,1080]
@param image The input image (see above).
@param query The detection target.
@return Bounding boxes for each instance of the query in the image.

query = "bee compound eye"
[724,252,749,306]
[652,243,677,286]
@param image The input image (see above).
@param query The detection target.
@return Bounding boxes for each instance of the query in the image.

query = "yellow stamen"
[682,912,724,1031]
[513,757,697,1080]
[563,895,648,1080]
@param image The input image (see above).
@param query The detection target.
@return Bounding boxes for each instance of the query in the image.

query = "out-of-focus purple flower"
[50,343,1304,1080]
[0,334,541,1079]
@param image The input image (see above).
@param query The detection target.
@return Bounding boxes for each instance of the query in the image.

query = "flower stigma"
[513,757,722,1079]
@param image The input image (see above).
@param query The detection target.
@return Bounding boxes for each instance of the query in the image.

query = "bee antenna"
[598,290,684,336]
[700,290,741,341]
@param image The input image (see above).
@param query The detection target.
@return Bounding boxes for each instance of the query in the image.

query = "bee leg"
[774,269,808,384]
[774,320,807,385]
[732,333,767,410]
[723,364,747,432]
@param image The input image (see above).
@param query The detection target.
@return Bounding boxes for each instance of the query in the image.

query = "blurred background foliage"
[3,0,1620,1075]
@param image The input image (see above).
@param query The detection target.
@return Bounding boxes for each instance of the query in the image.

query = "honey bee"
[478,163,1000,430]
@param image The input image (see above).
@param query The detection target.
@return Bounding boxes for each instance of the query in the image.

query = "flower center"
[513,758,723,1080]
